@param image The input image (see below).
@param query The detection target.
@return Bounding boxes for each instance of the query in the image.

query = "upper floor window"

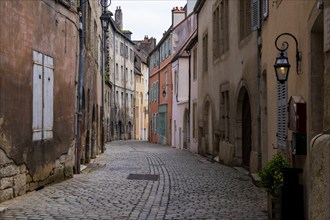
[193,47,197,80]
[202,32,208,73]
[239,0,251,41]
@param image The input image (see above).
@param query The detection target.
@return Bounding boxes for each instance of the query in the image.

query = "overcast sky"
[109,0,187,43]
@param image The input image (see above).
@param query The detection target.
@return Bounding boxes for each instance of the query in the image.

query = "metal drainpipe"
[257,5,262,171]
[113,30,116,141]
[188,50,191,148]
[101,6,105,153]
[124,42,127,140]
[76,0,85,174]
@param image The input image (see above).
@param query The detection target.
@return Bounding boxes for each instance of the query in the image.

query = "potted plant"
[259,152,289,220]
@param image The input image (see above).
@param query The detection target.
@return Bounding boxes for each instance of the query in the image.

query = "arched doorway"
[128,121,132,140]
[85,130,90,163]
[204,100,213,155]
[118,121,122,140]
[242,92,251,168]
[236,87,251,169]
[183,108,189,149]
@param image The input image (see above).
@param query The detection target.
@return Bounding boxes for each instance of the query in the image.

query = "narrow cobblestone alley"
[0,141,268,220]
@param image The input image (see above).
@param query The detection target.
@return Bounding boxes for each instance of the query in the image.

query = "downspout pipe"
[76,0,85,174]
[257,3,262,171]
[188,50,191,148]
[101,7,105,153]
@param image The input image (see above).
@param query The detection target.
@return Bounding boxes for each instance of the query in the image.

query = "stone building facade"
[0,0,78,202]
[108,7,135,140]
[194,0,261,172]
[0,0,104,202]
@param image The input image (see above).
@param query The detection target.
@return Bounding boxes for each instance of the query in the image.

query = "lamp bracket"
[275,33,302,74]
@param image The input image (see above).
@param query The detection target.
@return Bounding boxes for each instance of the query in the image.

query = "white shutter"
[32,51,43,141]
[263,0,269,19]
[277,82,287,148]
[251,0,260,31]
[43,55,54,139]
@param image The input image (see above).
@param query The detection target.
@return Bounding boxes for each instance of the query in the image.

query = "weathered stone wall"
[0,0,78,202]
[0,146,74,202]
[309,133,330,220]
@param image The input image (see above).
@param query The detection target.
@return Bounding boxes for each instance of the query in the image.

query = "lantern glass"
[274,54,291,83]
[100,13,110,31]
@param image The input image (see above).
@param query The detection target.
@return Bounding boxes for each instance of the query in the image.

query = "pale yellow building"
[134,49,149,140]
[261,0,330,218]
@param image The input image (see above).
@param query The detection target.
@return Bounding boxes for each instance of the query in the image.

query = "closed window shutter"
[251,0,260,32]
[43,55,54,139]
[32,51,43,141]
[263,0,269,19]
[277,82,287,148]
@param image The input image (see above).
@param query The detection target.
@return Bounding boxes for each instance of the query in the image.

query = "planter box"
[268,193,281,220]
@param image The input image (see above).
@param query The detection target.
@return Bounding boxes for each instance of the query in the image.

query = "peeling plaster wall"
[0,0,78,202]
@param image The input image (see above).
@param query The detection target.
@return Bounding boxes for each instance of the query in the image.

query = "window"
[193,47,197,80]
[131,70,133,85]
[239,0,251,40]
[121,92,124,107]
[115,39,119,53]
[213,4,220,59]
[116,91,119,106]
[120,66,123,82]
[220,90,229,141]
[126,93,128,108]
[116,63,118,80]
[130,49,134,62]
[94,20,98,58]
[125,68,128,84]
[32,51,54,141]
[193,102,197,139]
[220,0,229,54]
[85,1,91,45]
[202,32,208,73]
[277,82,287,149]
[120,42,124,56]
[125,45,128,58]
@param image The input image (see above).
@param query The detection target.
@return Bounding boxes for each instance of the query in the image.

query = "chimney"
[115,6,123,30]
[172,6,185,27]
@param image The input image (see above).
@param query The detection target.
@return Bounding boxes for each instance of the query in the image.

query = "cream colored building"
[195,0,261,173]
[260,0,330,218]
[134,49,149,140]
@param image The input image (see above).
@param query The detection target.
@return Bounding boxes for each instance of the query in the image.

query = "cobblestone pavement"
[0,141,268,220]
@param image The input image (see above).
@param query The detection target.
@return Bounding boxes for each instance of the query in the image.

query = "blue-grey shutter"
[32,51,43,141]
[43,55,54,139]
[277,82,287,148]
[251,0,260,31]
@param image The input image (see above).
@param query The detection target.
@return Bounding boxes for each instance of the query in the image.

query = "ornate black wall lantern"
[274,33,302,83]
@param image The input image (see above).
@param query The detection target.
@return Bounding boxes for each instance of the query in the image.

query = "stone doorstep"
[0,206,7,213]
[251,173,263,187]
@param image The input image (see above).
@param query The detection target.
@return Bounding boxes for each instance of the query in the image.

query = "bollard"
[281,168,304,220]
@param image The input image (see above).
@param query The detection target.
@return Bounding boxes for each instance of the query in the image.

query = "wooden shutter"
[43,55,54,139]
[263,0,269,19]
[277,82,287,148]
[32,51,43,141]
[251,0,260,31]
